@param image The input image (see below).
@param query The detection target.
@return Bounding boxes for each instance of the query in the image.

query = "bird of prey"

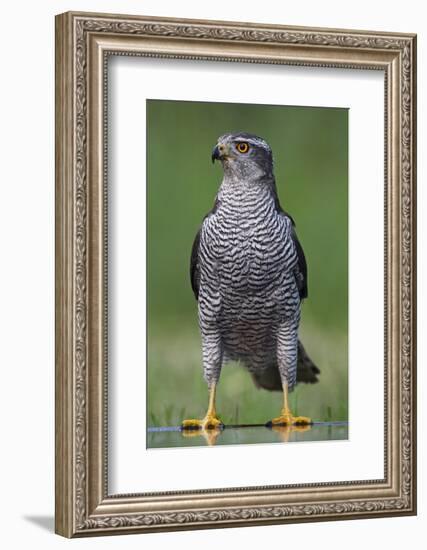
[181,132,319,431]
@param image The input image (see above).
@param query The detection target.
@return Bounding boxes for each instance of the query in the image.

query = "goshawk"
[182,132,319,431]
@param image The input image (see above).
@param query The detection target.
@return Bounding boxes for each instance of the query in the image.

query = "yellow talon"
[202,414,224,430]
[181,418,204,430]
[181,414,223,431]
[181,382,224,431]
[269,413,312,427]
[267,382,312,427]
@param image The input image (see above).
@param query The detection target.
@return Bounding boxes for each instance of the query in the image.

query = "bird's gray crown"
[218,132,272,152]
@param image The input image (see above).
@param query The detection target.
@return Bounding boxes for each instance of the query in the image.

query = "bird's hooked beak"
[211,143,230,163]
[211,145,220,163]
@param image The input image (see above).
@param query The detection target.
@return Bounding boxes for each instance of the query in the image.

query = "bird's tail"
[250,340,320,391]
[296,340,321,384]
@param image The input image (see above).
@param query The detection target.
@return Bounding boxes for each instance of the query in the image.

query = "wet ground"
[147,421,348,448]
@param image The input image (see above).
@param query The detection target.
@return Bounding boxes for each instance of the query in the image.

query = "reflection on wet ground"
[147,422,348,448]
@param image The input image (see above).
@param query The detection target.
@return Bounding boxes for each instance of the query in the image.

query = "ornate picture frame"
[55,11,416,537]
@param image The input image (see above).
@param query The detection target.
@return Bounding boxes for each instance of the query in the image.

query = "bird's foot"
[181,414,224,431]
[266,411,312,428]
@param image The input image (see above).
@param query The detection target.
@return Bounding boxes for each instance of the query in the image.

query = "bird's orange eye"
[236,142,250,153]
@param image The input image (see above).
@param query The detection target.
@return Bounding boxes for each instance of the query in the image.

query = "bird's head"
[211,132,274,181]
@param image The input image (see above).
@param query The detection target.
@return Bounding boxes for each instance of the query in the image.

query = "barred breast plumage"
[198,176,301,386]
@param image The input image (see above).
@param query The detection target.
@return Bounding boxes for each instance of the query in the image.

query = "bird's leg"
[203,382,223,429]
[181,327,224,431]
[267,382,312,427]
[204,382,220,426]
[267,315,312,427]
[181,382,224,431]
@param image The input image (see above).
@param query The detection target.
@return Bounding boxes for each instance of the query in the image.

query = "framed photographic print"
[55,11,417,537]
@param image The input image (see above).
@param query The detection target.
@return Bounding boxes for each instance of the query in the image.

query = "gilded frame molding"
[55,11,417,537]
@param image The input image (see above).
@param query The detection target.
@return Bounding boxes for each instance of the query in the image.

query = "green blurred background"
[147,99,348,430]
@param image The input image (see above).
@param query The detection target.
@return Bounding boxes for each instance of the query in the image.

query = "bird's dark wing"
[273,190,308,299]
[280,208,307,300]
[190,228,201,300]
[190,197,219,301]
[290,223,308,299]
